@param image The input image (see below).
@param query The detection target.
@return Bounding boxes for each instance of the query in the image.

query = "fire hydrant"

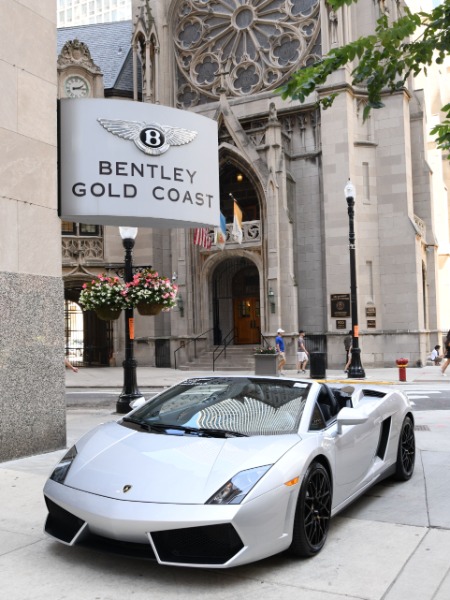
[396,358,409,382]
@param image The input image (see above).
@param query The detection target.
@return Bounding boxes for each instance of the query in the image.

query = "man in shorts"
[297,330,309,373]
[275,328,286,375]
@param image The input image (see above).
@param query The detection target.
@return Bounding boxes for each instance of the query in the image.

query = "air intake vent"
[362,389,386,398]
[44,496,85,544]
[151,523,244,565]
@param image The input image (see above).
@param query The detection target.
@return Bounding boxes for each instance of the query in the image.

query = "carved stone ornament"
[57,39,101,74]
[174,0,321,107]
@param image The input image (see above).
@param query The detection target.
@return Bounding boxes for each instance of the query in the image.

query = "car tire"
[289,461,332,558]
[395,415,415,481]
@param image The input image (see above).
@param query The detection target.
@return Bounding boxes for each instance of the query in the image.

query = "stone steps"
[177,345,255,371]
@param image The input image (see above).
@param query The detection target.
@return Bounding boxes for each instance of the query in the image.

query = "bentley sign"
[58,99,220,228]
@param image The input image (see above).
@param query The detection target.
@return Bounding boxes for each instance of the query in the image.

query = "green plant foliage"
[254,346,277,354]
[277,0,450,155]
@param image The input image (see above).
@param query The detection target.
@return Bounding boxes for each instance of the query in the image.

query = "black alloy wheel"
[395,415,415,481]
[290,461,332,557]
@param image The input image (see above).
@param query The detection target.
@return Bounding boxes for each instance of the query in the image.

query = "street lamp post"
[116,226,142,414]
[344,180,366,379]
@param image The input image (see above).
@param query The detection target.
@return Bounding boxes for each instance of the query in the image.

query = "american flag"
[193,227,212,249]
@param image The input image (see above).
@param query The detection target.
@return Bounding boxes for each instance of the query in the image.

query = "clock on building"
[64,75,90,98]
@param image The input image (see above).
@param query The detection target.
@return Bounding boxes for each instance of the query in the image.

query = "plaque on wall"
[336,319,347,329]
[367,320,376,328]
[331,294,350,318]
[366,307,376,317]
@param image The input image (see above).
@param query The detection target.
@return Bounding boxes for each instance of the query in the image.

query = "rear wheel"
[395,415,415,481]
[290,462,331,557]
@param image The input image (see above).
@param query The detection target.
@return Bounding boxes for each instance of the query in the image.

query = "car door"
[329,405,382,508]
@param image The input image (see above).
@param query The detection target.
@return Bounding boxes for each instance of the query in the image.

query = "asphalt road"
[66,389,160,408]
[403,387,450,411]
[65,385,450,411]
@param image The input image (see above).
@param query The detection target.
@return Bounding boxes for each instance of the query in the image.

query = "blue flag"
[214,212,227,250]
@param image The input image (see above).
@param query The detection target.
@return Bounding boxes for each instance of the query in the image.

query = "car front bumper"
[43,478,298,568]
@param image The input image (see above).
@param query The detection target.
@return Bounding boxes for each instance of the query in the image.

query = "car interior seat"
[317,384,340,422]
[332,388,353,410]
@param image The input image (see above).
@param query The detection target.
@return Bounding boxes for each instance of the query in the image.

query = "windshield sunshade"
[127,377,310,437]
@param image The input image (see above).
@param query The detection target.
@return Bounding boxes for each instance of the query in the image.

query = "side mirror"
[130,396,147,410]
[337,407,369,434]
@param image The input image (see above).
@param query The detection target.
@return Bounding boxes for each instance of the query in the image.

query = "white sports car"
[43,376,415,568]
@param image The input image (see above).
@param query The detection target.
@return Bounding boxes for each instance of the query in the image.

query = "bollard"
[396,358,408,382]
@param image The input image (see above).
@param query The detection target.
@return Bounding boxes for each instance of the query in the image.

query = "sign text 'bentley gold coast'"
[58,99,220,228]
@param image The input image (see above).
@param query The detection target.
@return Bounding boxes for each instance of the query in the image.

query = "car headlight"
[49,446,77,484]
[206,465,272,505]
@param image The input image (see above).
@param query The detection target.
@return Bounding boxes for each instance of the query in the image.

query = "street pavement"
[64,363,450,390]
[1,365,450,600]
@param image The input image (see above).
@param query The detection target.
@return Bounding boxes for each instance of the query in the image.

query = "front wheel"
[395,415,415,481]
[290,462,332,558]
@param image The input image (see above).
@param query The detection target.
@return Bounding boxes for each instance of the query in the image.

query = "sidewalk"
[1,366,450,599]
[65,364,450,389]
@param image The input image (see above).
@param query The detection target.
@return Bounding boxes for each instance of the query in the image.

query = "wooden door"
[233,297,260,344]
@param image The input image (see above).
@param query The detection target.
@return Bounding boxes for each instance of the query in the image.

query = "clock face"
[64,75,90,98]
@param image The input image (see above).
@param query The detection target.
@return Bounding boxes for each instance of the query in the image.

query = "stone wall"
[0,273,66,460]
[0,1,64,461]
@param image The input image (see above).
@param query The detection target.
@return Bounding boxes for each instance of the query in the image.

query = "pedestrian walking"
[275,328,286,375]
[297,330,309,373]
[65,358,78,373]
[441,331,450,376]
[344,330,352,373]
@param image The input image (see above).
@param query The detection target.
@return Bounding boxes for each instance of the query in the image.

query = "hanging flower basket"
[95,307,122,321]
[79,275,129,317]
[137,303,164,316]
[125,269,178,314]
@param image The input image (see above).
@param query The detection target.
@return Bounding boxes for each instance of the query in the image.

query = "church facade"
[58,0,450,371]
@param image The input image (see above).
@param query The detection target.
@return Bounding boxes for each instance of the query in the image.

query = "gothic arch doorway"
[212,257,260,346]
[232,267,261,344]
[64,284,113,366]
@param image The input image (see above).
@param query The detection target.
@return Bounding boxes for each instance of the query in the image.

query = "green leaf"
[278,0,450,156]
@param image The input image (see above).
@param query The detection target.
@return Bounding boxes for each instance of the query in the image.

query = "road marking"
[405,391,442,400]
[67,390,161,395]
[405,390,441,394]
[67,391,118,395]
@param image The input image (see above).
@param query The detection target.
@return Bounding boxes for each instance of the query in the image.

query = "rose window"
[174,0,321,107]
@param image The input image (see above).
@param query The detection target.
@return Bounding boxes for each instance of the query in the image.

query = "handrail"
[212,328,235,371]
[174,327,270,370]
[173,328,213,369]
[259,329,272,349]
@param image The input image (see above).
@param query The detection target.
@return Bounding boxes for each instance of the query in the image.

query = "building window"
[61,222,102,236]
[174,0,321,104]
[363,162,370,204]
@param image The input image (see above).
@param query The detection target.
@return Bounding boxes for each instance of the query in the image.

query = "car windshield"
[129,377,311,437]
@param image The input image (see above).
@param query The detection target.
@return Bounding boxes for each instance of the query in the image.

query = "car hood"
[64,421,300,503]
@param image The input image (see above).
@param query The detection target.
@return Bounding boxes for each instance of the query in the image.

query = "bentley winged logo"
[97,118,198,156]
